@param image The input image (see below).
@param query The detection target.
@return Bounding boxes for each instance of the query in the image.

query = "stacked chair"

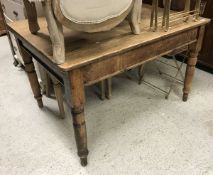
[139,0,203,99]
[22,0,143,120]
[22,0,203,115]
[101,0,203,100]
[25,0,142,64]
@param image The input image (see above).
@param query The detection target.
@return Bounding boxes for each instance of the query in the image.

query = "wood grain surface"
[7,4,209,71]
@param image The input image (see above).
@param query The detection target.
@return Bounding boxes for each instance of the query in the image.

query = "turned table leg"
[44,72,52,97]
[183,51,197,101]
[100,78,112,100]
[106,78,112,99]
[138,64,145,85]
[69,70,88,166]
[19,45,43,108]
[51,76,65,119]
[100,80,106,100]
[23,0,40,34]
[183,26,205,101]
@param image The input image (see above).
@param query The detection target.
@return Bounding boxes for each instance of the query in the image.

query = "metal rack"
[150,0,202,32]
[139,53,188,99]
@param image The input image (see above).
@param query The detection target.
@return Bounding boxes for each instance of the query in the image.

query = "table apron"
[82,28,198,86]
[16,38,65,83]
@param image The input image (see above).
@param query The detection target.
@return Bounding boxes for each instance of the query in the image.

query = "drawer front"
[1,0,25,21]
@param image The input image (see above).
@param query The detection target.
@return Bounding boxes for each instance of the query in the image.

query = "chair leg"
[44,72,52,97]
[162,0,167,27]
[154,0,159,31]
[184,0,191,22]
[165,0,171,32]
[195,0,201,20]
[150,0,155,28]
[36,64,52,96]
[128,0,142,34]
[51,76,65,119]
[150,0,158,31]
[138,64,145,85]
[106,78,112,99]
[23,0,40,34]
[100,80,106,100]
[100,78,112,100]
[42,0,65,64]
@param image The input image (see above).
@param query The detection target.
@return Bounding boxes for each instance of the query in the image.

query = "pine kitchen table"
[7,5,210,166]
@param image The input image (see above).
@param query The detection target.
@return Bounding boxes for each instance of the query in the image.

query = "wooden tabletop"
[7,4,210,71]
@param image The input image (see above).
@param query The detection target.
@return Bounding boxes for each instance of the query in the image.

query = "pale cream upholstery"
[60,0,133,24]
[26,0,141,64]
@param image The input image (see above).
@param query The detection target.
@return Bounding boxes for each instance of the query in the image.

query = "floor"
[0,35,213,175]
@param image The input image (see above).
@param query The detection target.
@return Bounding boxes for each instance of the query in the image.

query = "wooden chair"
[99,79,112,100]
[150,0,201,32]
[24,0,143,64]
[40,68,65,119]
[150,0,173,31]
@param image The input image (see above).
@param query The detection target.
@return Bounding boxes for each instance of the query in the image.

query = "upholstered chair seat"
[24,0,143,64]
[60,0,132,24]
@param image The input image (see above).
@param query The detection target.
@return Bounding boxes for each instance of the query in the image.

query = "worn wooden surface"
[7,5,209,71]
[82,27,197,85]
